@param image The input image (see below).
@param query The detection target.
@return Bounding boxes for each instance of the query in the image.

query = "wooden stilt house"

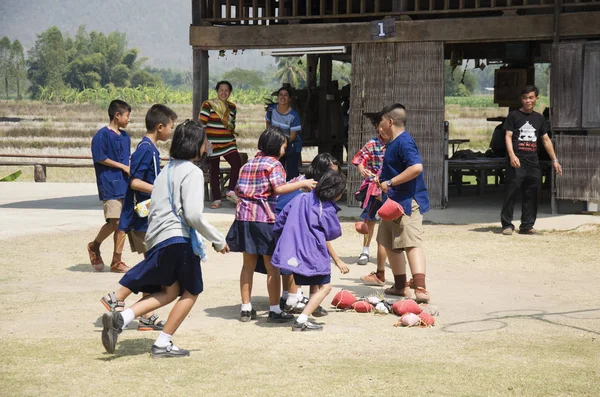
[190,0,600,211]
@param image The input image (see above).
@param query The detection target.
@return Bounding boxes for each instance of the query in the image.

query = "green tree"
[274,57,307,88]
[27,26,68,98]
[10,40,26,99]
[130,69,161,87]
[332,61,351,86]
[535,63,550,96]
[221,68,265,90]
[0,37,11,99]
[444,61,477,96]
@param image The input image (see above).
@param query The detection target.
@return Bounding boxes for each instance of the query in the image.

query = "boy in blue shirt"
[88,100,132,273]
[100,104,177,331]
[372,104,432,303]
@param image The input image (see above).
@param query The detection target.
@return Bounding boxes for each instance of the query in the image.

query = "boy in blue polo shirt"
[88,99,132,273]
[373,104,432,303]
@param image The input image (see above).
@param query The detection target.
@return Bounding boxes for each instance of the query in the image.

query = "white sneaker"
[357,253,369,265]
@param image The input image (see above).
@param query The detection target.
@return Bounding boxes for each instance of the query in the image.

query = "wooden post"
[318,54,333,152]
[307,54,318,90]
[34,164,46,182]
[192,49,209,121]
[393,0,408,19]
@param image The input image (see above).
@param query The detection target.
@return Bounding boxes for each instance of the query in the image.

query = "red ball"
[377,199,405,221]
[355,221,369,235]
[331,290,357,309]
[352,300,373,313]
[418,311,435,327]
[392,299,422,316]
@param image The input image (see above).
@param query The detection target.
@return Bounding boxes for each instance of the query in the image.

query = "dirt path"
[0,185,599,396]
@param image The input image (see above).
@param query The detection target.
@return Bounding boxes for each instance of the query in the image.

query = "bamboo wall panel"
[348,41,445,208]
[582,41,600,129]
[551,42,584,129]
[555,135,600,201]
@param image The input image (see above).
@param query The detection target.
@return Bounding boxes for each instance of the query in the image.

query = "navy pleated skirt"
[119,237,203,295]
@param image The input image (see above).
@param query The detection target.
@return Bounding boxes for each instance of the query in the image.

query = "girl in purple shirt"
[272,170,348,331]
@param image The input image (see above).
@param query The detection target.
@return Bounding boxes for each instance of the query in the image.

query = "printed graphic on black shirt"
[503,110,547,168]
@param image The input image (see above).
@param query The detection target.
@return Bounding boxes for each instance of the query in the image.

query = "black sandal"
[138,314,166,331]
[100,292,125,312]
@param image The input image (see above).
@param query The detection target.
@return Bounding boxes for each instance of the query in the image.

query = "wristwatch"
[386,180,393,187]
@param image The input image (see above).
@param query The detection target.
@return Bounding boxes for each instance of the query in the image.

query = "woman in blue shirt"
[265,87,302,180]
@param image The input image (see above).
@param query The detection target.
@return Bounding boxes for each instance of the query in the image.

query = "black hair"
[145,104,178,131]
[277,86,291,96]
[216,80,233,92]
[364,103,406,127]
[258,126,289,157]
[108,99,131,121]
[306,153,340,181]
[314,170,346,202]
[170,120,207,161]
[520,85,539,97]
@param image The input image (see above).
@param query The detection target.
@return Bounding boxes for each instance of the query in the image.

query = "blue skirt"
[226,220,276,256]
[293,273,331,286]
[361,196,383,221]
[119,237,203,295]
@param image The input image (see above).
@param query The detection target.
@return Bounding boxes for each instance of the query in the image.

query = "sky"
[0,0,275,73]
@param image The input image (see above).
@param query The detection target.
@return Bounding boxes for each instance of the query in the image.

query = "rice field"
[0,97,548,182]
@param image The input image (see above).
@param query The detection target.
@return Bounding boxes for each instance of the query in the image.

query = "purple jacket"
[271,192,342,276]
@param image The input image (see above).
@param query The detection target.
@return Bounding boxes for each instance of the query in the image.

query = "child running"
[101,120,229,358]
[88,99,132,273]
[100,104,177,332]
[272,170,347,331]
[226,126,316,323]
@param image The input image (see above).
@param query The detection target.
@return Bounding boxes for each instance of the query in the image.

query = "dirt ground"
[0,184,599,397]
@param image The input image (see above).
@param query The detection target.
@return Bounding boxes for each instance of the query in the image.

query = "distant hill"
[0,0,275,75]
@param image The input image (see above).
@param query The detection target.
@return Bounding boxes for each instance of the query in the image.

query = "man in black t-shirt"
[501,85,562,235]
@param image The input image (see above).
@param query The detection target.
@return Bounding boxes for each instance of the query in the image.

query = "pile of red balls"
[331,289,436,328]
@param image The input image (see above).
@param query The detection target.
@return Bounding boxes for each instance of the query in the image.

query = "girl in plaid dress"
[226,127,316,323]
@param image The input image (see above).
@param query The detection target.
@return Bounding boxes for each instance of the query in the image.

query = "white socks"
[120,308,135,328]
[270,304,282,314]
[362,246,370,255]
[297,314,308,324]
[286,289,304,307]
[154,331,172,348]
[241,303,252,312]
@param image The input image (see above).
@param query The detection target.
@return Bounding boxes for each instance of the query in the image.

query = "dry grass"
[0,218,599,396]
[1,99,544,181]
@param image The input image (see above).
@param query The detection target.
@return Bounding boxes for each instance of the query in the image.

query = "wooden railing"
[200,0,600,25]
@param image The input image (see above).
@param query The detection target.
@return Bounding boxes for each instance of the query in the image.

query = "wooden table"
[448,139,470,156]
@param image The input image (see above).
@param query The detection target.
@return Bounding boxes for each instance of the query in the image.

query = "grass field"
[0,97,549,182]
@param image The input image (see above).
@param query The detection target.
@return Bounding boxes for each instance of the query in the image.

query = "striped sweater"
[199,100,238,157]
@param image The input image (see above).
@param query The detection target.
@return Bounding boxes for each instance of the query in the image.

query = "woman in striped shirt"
[200,81,242,209]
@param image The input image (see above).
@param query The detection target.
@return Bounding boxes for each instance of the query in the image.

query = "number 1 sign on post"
[370,17,395,40]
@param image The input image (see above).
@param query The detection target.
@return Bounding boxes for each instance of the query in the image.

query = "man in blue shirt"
[372,103,431,303]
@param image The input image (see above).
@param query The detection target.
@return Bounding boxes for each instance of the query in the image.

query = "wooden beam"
[192,49,209,121]
[190,12,600,48]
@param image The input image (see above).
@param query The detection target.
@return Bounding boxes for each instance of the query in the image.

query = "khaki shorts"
[102,199,123,220]
[376,200,423,251]
[127,230,147,254]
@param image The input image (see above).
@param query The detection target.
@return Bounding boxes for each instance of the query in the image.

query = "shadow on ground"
[441,308,600,335]
[0,195,99,210]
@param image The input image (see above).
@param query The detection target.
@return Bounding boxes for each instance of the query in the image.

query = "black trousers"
[500,165,541,231]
